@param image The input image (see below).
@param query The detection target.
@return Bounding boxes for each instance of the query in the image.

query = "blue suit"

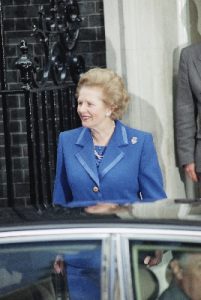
[53,120,166,207]
[53,121,166,299]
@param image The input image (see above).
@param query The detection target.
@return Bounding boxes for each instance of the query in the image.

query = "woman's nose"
[78,103,86,112]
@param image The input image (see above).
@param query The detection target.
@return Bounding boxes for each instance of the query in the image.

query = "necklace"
[94,146,107,167]
[94,149,104,160]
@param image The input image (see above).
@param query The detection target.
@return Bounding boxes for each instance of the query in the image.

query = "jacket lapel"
[98,121,128,179]
[74,121,129,185]
[75,128,100,186]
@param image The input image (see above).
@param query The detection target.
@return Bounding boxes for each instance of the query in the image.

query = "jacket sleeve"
[52,133,73,207]
[138,133,167,201]
[175,48,197,167]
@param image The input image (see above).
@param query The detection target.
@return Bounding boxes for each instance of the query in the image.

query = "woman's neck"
[91,120,115,146]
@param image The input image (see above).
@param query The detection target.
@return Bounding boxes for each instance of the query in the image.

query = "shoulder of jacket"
[181,42,201,57]
[59,127,83,139]
[123,124,152,138]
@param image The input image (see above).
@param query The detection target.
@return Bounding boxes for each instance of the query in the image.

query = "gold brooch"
[131,137,138,144]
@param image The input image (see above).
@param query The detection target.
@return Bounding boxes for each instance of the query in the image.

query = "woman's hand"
[85,203,120,214]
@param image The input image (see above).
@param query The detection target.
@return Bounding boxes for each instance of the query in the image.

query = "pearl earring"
[106,111,111,117]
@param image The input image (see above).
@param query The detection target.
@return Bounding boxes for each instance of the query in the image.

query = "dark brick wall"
[2,0,106,89]
[0,0,106,207]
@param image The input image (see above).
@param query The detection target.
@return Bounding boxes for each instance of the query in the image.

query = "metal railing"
[0,0,84,207]
[0,85,80,208]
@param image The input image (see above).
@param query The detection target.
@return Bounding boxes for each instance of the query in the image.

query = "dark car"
[0,201,201,300]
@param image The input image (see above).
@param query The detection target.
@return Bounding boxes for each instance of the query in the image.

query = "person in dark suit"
[159,252,201,300]
[53,67,166,300]
[176,43,201,185]
[53,67,166,210]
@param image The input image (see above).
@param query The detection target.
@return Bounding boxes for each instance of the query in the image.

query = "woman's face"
[77,86,111,129]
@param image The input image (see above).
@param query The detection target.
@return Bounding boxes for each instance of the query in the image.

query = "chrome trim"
[118,235,134,300]
[101,237,111,300]
[116,234,128,300]
[109,234,118,300]
[0,227,201,244]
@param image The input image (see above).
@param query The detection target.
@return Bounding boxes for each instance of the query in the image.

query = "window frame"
[0,227,113,300]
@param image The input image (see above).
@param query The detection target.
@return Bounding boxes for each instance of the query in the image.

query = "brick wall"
[0,0,106,206]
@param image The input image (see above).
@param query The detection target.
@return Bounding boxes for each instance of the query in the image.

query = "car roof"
[0,204,201,232]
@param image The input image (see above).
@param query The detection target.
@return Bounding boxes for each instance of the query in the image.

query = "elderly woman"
[53,68,166,210]
[53,68,167,300]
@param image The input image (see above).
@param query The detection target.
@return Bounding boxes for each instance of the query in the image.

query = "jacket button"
[93,186,99,192]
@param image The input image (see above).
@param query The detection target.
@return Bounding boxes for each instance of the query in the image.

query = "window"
[129,241,201,300]
[0,240,102,300]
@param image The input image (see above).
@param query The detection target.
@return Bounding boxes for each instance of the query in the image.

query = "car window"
[129,241,201,300]
[0,240,102,300]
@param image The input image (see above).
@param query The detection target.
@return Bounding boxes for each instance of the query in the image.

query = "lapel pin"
[131,137,138,144]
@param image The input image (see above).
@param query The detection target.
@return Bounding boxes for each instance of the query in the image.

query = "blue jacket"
[53,120,166,207]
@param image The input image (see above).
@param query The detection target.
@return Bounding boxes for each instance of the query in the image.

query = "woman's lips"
[80,116,90,121]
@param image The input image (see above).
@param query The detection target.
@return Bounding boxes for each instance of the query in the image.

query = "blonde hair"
[76,68,129,120]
